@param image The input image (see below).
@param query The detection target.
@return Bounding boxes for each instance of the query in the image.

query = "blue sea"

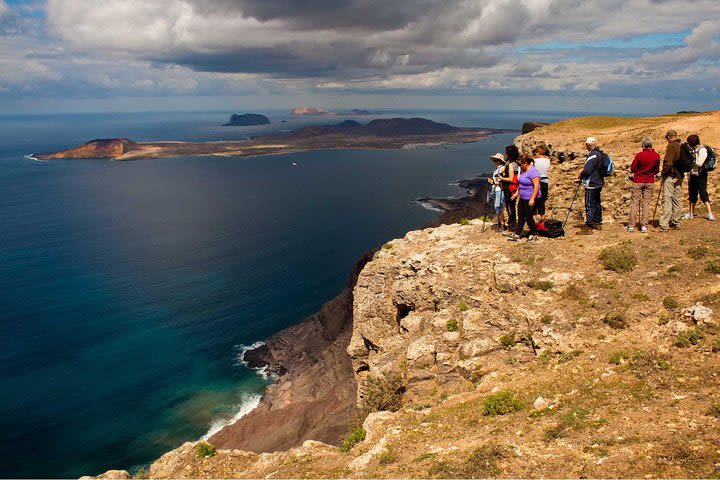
[0,109,575,477]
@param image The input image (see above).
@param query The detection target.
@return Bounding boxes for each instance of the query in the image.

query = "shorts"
[493,189,504,214]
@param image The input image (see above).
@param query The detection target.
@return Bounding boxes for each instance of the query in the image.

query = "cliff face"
[36,138,137,160]
[108,111,720,479]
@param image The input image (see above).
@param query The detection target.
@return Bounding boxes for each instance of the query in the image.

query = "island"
[223,113,271,126]
[291,107,375,116]
[34,117,505,161]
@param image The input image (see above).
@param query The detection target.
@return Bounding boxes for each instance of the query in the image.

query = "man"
[488,153,507,231]
[659,129,683,231]
[578,137,604,232]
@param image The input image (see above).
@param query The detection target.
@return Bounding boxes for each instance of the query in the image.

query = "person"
[532,145,551,222]
[684,134,715,221]
[628,136,660,233]
[498,145,520,229]
[508,155,541,242]
[487,153,507,230]
[578,137,604,232]
[659,129,684,231]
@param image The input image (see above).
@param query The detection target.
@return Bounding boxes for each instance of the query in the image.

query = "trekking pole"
[563,182,582,228]
[652,181,662,223]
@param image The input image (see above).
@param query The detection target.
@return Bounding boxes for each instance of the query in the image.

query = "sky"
[1,0,719,115]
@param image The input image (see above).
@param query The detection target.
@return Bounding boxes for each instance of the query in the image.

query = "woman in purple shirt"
[509,156,541,242]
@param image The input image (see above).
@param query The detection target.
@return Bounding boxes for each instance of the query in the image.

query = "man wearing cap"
[659,129,684,231]
[488,153,507,230]
[578,137,604,232]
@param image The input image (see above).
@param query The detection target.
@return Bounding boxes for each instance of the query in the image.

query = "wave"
[234,341,277,380]
[24,154,41,161]
[416,199,445,213]
[201,393,262,440]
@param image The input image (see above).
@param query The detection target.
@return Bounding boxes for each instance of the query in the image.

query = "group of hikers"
[487,130,716,241]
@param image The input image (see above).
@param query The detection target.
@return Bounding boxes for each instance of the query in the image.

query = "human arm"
[580,153,597,180]
[630,153,640,173]
[497,163,514,182]
[661,143,679,177]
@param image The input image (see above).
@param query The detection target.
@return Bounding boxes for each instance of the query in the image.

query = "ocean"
[0,109,575,477]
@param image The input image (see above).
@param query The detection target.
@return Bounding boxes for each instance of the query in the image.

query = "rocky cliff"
[223,113,271,126]
[98,111,720,479]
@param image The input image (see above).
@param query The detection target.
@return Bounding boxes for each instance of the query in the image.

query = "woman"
[532,145,551,222]
[508,155,541,242]
[684,134,715,221]
[628,136,660,233]
[498,145,520,229]
[487,153,507,231]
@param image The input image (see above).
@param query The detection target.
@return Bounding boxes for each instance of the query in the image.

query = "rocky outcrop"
[35,138,137,160]
[223,114,271,126]
[521,121,548,134]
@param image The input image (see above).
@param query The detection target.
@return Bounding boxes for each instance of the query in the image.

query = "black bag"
[703,146,716,172]
[677,143,695,174]
[538,219,564,238]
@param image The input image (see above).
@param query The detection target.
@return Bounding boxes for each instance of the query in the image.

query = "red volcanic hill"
[36,138,138,160]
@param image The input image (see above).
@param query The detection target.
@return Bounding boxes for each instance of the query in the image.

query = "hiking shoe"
[593,224,603,231]
[640,225,648,233]
[507,233,521,242]
[660,226,671,232]
[576,225,594,235]
[670,223,681,229]
[683,213,693,220]
[625,225,635,233]
[526,235,538,243]
[708,213,716,221]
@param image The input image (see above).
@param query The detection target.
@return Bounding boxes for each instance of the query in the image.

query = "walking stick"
[563,182,582,228]
[652,180,662,223]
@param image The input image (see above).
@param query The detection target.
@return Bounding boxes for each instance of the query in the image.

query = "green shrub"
[609,351,630,365]
[378,447,397,465]
[687,245,710,259]
[482,390,523,416]
[599,245,638,272]
[446,319,459,332]
[359,371,405,419]
[499,334,516,348]
[339,426,366,452]
[706,261,720,274]
[540,314,553,324]
[457,302,469,311]
[603,311,628,329]
[428,446,505,478]
[459,218,470,226]
[713,339,720,353]
[413,452,437,463]
[674,328,704,348]
[632,291,650,301]
[663,296,680,309]
[557,350,582,363]
[528,279,555,291]
[408,402,432,411]
[707,404,720,418]
[196,442,217,458]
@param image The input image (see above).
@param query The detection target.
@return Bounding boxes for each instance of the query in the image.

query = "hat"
[489,153,505,163]
[586,137,597,145]
[665,129,678,138]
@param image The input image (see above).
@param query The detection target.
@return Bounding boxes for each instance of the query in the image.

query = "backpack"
[537,219,564,238]
[677,143,695,174]
[702,146,717,172]
[597,150,614,177]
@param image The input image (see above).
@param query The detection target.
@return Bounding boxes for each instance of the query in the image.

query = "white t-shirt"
[492,164,504,191]
[691,146,708,176]
[534,157,550,183]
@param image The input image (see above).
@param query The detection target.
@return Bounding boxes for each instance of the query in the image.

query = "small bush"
[447,319,459,332]
[457,302,469,311]
[378,446,397,465]
[482,390,523,416]
[632,291,650,301]
[528,279,555,291]
[408,402,432,411]
[599,245,638,272]
[540,314,553,324]
[382,242,393,250]
[706,261,720,274]
[499,334,516,348]
[707,404,720,418]
[603,310,628,329]
[459,218,470,226]
[666,265,679,274]
[359,371,405,419]
[339,426,366,452]
[609,351,630,365]
[413,452,437,463]
[428,446,505,478]
[663,296,680,309]
[558,350,582,363]
[196,442,217,458]
[687,245,710,259]
[538,350,554,365]
[713,339,720,353]
[674,328,703,348]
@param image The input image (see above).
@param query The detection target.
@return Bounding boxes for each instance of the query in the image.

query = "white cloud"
[0,1,8,17]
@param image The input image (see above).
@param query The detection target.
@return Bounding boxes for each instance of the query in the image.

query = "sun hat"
[489,153,505,163]
[586,137,597,145]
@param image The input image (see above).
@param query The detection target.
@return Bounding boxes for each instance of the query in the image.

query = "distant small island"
[223,113,271,126]
[291,107,375,117]
[34,117,504,161]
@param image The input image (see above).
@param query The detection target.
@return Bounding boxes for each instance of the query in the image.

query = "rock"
[348,437,388,472]
[534,396,549,410]
[97,470,131,479]
[223,113,271,126]
[522,121,549,134]
[684,303,715,326]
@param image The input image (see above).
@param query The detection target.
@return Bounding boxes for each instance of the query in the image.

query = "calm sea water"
[0,109,574,477]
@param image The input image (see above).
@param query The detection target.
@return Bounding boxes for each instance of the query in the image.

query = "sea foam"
[202,393,262,440]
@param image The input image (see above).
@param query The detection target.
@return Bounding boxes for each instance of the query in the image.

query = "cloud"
[0,1,7,17]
